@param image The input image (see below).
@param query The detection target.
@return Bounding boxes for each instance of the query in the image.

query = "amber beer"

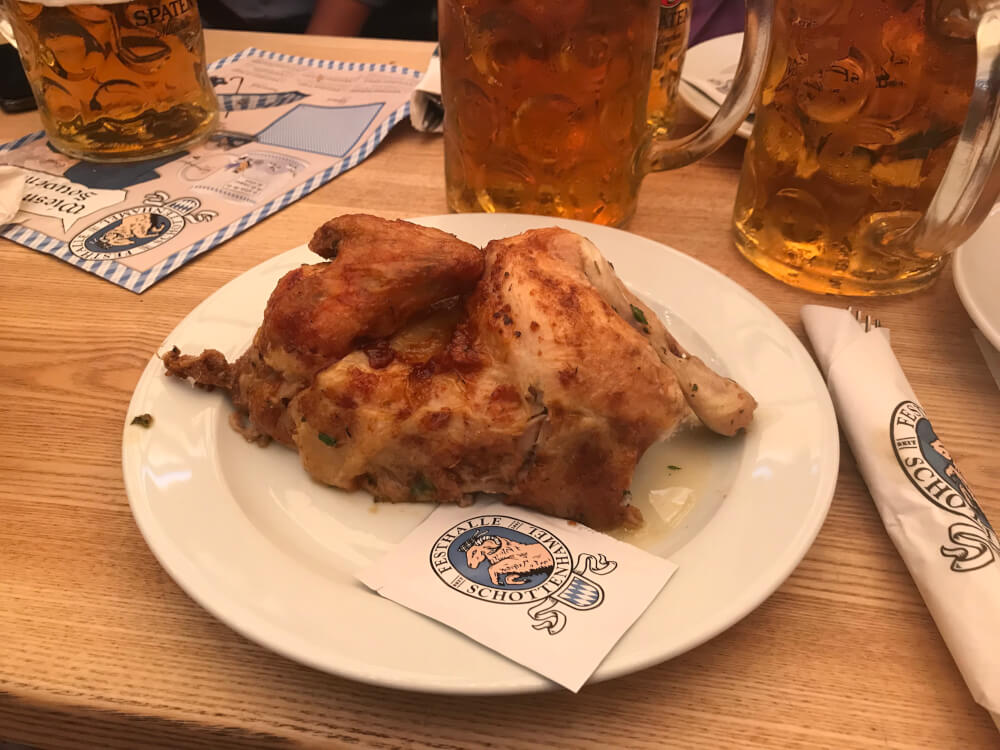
[438,0,659,227]
[5,0,218,162]
[647,0,690,135]
[732,0,978,295]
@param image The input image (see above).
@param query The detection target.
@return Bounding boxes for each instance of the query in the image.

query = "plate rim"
[123,212,839,695]
[954,215,1000,351]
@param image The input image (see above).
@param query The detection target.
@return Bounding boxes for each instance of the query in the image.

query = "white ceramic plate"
[123,213,838,695]
[679,32,754,140]
[954,210,1000,351]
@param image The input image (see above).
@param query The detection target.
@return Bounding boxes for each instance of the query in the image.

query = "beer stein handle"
[880,3,1000,256]
[645,0,774,171]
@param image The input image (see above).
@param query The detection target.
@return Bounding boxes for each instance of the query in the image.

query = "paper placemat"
[0,47,420,293]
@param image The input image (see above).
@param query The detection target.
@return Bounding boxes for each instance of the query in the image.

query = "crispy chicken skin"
[292,301,542,508]
[165,214,484,446]
[164,216,756,530]
[458,228,694,528]
[564,230,756,435]
[268,213,486,379]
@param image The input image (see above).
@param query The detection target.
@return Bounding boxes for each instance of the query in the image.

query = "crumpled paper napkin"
[0,165,25,224]
[409,46,442,133]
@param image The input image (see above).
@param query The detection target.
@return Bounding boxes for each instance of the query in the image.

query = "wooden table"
[2,30,998,750]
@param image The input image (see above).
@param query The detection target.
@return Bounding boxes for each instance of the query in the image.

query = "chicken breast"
[456,228,696,528]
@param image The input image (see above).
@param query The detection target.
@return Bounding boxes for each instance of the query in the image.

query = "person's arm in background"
[306,0,374,35]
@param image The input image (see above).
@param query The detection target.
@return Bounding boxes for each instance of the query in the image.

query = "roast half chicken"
[164,215,756,529]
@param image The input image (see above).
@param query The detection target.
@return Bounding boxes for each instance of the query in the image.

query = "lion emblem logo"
[69,190,216,261]
[431,516,615,634]
[463,532,555,587]
[891,400,998,571]
[93,212,169,250]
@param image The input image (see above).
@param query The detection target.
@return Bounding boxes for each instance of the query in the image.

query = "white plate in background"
[679,32,754,139]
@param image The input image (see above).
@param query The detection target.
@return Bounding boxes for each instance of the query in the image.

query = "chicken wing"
[165,214,484,445]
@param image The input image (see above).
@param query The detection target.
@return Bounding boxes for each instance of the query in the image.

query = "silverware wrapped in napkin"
[801,305,1000,729]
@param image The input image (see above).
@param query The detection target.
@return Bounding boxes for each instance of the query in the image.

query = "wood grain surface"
[1,31,998,750]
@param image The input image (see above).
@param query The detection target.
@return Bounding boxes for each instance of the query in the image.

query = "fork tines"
[847,305,881,332]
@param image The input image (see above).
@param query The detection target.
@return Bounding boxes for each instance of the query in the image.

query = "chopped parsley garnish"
[318,432,337,446]
[130,413,153,428]
[667,465,682,471]
[691,383,699,392]
[630,305,648,325]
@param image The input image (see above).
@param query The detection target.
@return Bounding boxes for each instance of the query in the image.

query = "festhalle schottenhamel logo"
[891,400,998,571]
[430,514,617,634]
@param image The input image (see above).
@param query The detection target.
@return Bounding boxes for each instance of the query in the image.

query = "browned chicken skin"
[164,215,756,530]
[165,215,484,446]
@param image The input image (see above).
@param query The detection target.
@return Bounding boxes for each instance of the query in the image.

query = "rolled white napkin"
[0,165,26,225]
[802,304,1000,728]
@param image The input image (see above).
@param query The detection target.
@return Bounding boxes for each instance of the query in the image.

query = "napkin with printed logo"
[357,501,677,691]
[801,304,1000,727]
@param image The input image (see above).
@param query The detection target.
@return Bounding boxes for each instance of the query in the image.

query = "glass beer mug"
[438,0,773,227]
[2,0,218,163]
[648,0,692,135]
[733,0,1000,295]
